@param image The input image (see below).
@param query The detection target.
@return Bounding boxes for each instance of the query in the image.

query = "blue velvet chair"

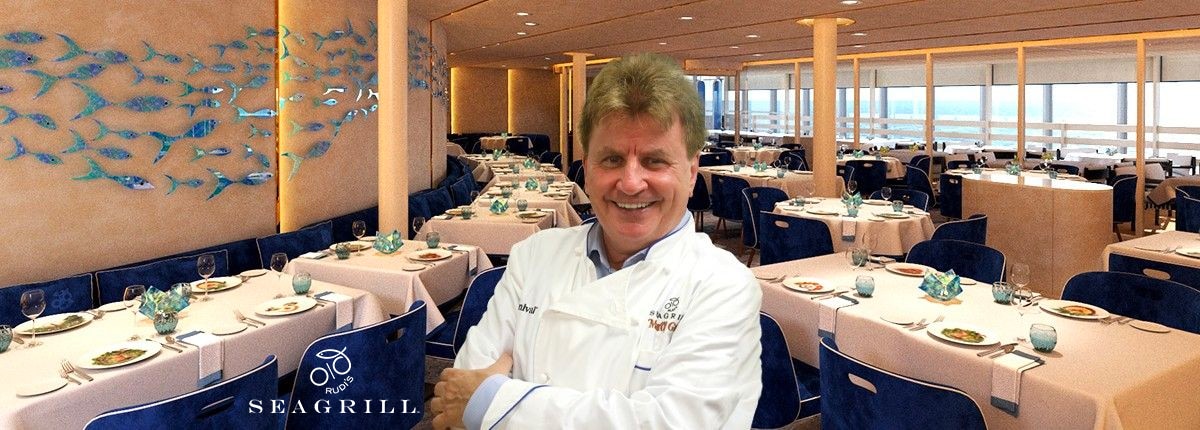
[1049,163,1082,175]
[758,212,835,265]
[449,175,477,207]
[819,337,986,430]
[1107,253,1200,291]
[409,188,455,238]
[1063,272,1200,334]
[711,174,750,235]
[753,313,820,429]
[315,206,379,244]
[939,173,963,219]
[909,154,932,174]
[1112,175,1138,240]
[255,222,333,269]
[505,136,531,155]
[538,151,563,170]
[741,187,789,264]
[427,266,506,360]
[85,355,281,430]
[836,165,855,191]
[1,274,93,326]
[946,159,973,170]
[779,150,808,171]
[930,214,988,244]
[287,301,427,429]
[1175,185,1200,199]
[700,151,732,167]
[96,251,230,305]
[906,239,1006,284]
[868,189,930,212]
[524,134,551,154]
[688,173,711,231]
[904,165,935,205]
[1177,193,1200,233]
[567,159,585,187]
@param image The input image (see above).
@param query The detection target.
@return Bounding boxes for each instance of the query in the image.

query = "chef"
[431,53,762,429]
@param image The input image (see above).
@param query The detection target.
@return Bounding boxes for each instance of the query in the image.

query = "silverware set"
[1100,315,1133,325]
[86,309,105,319]
[905,315,944,331]
[233,310,265,328]
[59,360,93,385]
[811,290,850,301]
[977,342,1018,357]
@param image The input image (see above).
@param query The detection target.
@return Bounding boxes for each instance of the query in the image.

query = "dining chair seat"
[426,266,506,361]
[753,313,820,429]
[1,273,94,326]
[256,222,333,269]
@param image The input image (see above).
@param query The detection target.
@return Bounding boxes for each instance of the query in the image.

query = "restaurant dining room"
[2,0,1199,429]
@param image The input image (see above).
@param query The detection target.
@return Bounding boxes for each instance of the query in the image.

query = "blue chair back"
[946,159,973,170]
[910,154,931,174]
[758,212,835,265]
[1063,272,1200,334]
[287,301,427,429]
[904,165,934,200]
[439,266,506,356]
[315,207,379,244]
[741,187,789,248]
[449,175,477,207]
[505,136,531,155]
[567,160,585,187]
[538,151,563,170]
[97,251,230,305]
[939,174,963,219]
[86,355,281,430]
[1176,185,1200,199]
[256,222,332,269]
[1177,193,1200,233]
[687,172,710,212]
[524,134,550,154]
[1112,175,1137,224]
[931,214,988,244]
[699,151,732,167]
[711,174,750,222]
[1049,163,1081,175]
[906,239,1006,284]
[753,313,820,428]
[819,337,986,430]
[868,189,930,212]
[837,165,855,189]
[780,149,808,171]
[1,274,94,326]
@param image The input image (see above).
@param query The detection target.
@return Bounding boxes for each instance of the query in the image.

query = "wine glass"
[352,220,367,255]
[470,190,481,203]
[270,252,288,281]
[123,285,145,339]
[412,217,426,240]
[880,186,893,202]
[20,289,46,348]
[196,254,216,302]
[845,247,868,271]
[1010,287,1037,343]
[846,180,859,196]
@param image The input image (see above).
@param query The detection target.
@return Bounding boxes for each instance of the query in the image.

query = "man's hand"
[431,353,514,430]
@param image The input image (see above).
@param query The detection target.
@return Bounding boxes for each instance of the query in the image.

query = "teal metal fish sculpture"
[190,145,230,161]
[281,140,333,180]
[179,98,221,117]
[54,34,128,64]
[289,120,324,136]
[210,63,236,74]
[164,174,204,195]
[73,157,153,190]
[253,41,274,56]
[60,129,131,160]
[7,136,62,165]
[186,54,205,76]
[141,41,181,64]
[0,49,38,69]
[4,31,46,44]
[209,40,248,58]
[179,81,224,97]
[248,123,272,139]
[0,105,56,129]
[132,65,144,85]
[244,26,278,39]
[243,143,270,168]
[147,119,219,163]
[207,168,272,200]
[234,105,277,122]
[70,83,169,119]
[92,119,140,141]
[224,75,267,103]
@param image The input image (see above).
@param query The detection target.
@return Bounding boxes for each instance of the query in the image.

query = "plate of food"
[1039,299,1110,320]
[885,263,931,277]
[190,276,243,293]
[1175,247,1200,259]
[328,241,372,252]
[544,192,570,200]
[254,296,318,317]
[76,340,162,369]
[749,172,773,178]
[926,322,999,346]
[781,277,835,294]
[877,212,909,219]
[14,312,93,335]
[407,248,453,262]
[516,210,549,219]
[805,208,839,216]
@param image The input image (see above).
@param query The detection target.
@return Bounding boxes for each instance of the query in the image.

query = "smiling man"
[431,53,762,429]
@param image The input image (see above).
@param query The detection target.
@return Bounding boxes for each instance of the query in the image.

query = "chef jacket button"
[538,373,550,383]
[609,303,620,314]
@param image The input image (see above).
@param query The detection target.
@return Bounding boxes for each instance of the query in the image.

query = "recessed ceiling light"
[730,46,740,49]
[516,12,530,16]
[852,32,867,36]
[544,57,551,60]
[679,16,694,20]
[853,44,865,48]
[517,32,527,35]
[746,34,759,38]
[481,46,487,49]
[450,52,456,55]
[524,22,538,26]
[752,53,764,57]
[658,42,668,45]
[840,0,861,4]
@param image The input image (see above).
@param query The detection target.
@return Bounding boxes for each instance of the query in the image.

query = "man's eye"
[602,156,622,166]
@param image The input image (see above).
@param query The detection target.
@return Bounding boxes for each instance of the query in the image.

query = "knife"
[977,342,1018,357]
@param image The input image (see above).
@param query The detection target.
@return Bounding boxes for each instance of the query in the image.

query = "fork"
[233,310,264,328]
[59,368,81,385]
[62,360,93,382]
[904,318,927,330]
[910,315,945,331]
[87,309,105,319]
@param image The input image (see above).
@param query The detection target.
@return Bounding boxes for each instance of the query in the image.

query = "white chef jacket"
[454,221,763,429]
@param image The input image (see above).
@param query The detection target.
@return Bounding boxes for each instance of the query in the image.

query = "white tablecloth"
[755,253,1200,430]
[730,146,785,164]
[698,167,836,200]
[1103,230,1200,272]
[422,203,557,255]
[462,155,531,183]
[0,276,387,430]
[773,197,934,256]
[838,156,905,179]
[1147,176,1200,205]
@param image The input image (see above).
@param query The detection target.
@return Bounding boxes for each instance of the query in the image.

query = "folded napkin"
[177,330,223,388]
[990,350,1045,416]
[453,244,481,276]
[299,251,328,259]
[817,295,859,340]
[315,291,354,332]
[841,217,857,242]
[540,208,558,228]
[433,214,452,220]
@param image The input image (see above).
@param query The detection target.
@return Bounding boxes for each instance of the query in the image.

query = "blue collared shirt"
[587,211,694,278]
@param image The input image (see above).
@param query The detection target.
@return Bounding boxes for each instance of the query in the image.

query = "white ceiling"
[412,0,1200,70]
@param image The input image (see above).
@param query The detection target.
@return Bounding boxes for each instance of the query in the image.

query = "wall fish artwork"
[4,31,46,44]
[278,92,304,110]
[179,98,221,117]
[179,81,224,97]
[0,49,38,68]
[210,40,249,58]
[242,143,270,168]
[54,35,129,64]
[345,20,367,47]
[281,140,332,180]
[60,129,131,160]
[7,136,62,165]
[226,75,268,103]
[288,120,324,135]
[147,118,219,163]
[186,54,205,76]
[244,26,278,39]
[0,85,13,94]
[281,71,310,83]
[207,168,272,200]
[149,75,173,85]
[73,156,153,190]
[253,40,274,56]
[209,63,236,74]
[248,123,272,138]
[0,105,56,129]
[190,145,230,161]
[312,29,346,52]
[141,41,182,64]
[92,119,140,141]
[71,82,170,120]
[234,105,277,121]
[164,174,204,195]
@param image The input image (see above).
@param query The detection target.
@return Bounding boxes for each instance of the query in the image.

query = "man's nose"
[615,162,648,195]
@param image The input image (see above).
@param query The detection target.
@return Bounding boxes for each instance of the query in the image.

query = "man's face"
[584,114,699,256]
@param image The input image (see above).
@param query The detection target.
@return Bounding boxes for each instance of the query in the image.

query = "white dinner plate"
[190,276,242,293]
[14,312,93,336]
[926,321,1000,347]
[877,212,909,219]
[240,269,269,278]
[959,277,978,286]
[880,312,915,326]
[749,172,772,178]
[76,340,162,370]
[864,199,890,206]
[1039,299,1110,320]
[885,263,931,277]
[328,241,372,252]
[401,264,426,272]
[407,248,453,262]
[15,378,67,397]
[445,208,464,215]
[254,296,318,317]
[98,301,127,312]
[212,323,247,336]
[781,277,835,294]
[1175,247,1200,259]
[516,210,548,219]
[360,236,377,242]
[1130,320,1171,333]
[806,208,839,216]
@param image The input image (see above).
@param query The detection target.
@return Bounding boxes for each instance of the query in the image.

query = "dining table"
[837,155,906,179]
[754,252,1200,430]
[698,166,834,199]
[729,146,785,164]
[419,197,560,255]
[461,154,535,183]
[1102,230,1200,289]
[0,273,387,430]
[287,239,494,331]
[1146,175,1200,206]
[773,197,935,256]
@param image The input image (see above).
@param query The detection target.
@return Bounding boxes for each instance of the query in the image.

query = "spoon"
[165,335,188,349]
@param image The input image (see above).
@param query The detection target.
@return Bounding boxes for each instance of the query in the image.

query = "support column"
[853,59,860,150]
[566,52,592,163]
[793,62,801,146]
[925,53,934,162]
[1135,39,1147,237]
[800,17,854,197]
[378,0,409,233]
[559,69,569,154]
[733,72,741,144]
[1017,47,1026,164]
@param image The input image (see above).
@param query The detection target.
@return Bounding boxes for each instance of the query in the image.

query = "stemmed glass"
[123,285,145,339]
[352,220,367,256]
[412,217,426,240]
[270,252,289,297]
[880,186,893,202]
[845,247,869,271]
[20,289,46,348]
[196,254,216,301]
[846,180,859,196]
[1010,263,1030,292]
[1010,286,1037,342]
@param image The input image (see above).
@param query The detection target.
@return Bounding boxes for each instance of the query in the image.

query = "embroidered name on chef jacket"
[646,297,684,332]
[517,303,538,315]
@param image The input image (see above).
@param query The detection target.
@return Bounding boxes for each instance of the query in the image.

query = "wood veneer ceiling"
[414,0,1200,71]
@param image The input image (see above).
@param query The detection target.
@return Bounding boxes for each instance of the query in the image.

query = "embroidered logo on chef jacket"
[517,302,539,315]
[646,297,684,332]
